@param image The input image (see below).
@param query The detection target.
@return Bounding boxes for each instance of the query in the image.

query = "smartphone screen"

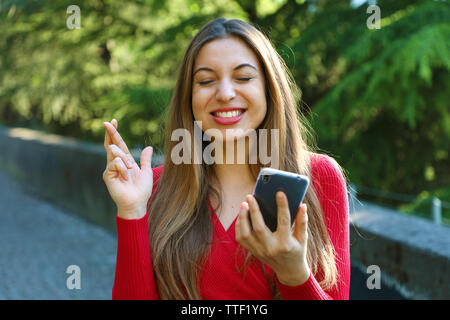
[252,168,310,232]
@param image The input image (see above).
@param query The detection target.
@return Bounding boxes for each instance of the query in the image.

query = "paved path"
[0,169,116,300]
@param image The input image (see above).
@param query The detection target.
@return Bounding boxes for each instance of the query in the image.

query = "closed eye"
[198,80,214,85]
[198,78,252,85]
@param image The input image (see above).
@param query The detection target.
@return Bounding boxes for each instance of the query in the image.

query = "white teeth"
[213,110,244,118]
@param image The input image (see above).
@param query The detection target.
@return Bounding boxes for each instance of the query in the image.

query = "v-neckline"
[207,198,238,238]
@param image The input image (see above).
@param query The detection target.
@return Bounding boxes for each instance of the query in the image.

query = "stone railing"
[349,200,449,299]
[0,125,162,232]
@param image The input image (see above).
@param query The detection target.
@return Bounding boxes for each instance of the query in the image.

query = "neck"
[213,163,255,189]
[212,138,257,191]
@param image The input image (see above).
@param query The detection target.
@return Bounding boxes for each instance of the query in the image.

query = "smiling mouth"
[211,109,246,118]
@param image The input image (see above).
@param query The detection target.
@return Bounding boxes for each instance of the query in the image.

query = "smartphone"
[252,168,310,232]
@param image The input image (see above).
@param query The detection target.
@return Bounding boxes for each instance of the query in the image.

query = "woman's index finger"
[104,122,113,163]
[275,191,292,237]
[103,119,118,149]
[111,118,118,129]
[104,121,131,155]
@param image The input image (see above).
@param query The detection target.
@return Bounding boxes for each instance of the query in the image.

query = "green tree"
[0,0,448,220]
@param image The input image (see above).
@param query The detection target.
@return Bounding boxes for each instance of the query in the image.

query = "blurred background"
[0,0,448,300]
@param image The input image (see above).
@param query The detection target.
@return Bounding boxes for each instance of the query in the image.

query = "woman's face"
[192,36,267,142]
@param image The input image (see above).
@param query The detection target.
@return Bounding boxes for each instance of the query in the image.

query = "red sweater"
[112,153,350,300]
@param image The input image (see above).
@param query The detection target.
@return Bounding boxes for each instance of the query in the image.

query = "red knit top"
[112,153,350,300]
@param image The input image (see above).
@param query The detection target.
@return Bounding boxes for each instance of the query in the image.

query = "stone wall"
[0,125,162,232]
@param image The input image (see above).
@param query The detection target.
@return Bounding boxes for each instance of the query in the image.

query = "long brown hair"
[148,18,338,299]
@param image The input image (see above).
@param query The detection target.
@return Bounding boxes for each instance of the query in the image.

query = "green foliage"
[0,0,449,217]
[305,1,450,206]
[0,0,245,148]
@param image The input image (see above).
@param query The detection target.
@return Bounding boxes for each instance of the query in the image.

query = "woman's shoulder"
[307,152,347,186]
[307,152,349,221]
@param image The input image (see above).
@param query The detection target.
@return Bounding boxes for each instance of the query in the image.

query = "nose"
[215,79,236,102]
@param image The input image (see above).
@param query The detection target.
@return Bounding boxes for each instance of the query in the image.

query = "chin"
[222,127,258,143]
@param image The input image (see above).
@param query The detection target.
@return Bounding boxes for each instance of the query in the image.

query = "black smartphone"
[252,168,310,232]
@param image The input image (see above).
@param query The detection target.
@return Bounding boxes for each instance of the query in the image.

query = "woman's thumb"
[140,146,153,172]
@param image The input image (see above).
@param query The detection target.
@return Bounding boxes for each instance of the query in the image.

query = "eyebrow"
[193,63,257,76]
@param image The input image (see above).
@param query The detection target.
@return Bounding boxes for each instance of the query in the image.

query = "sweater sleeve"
[111,166,163,300]
[276,154,351,300]
[112,211,159,300]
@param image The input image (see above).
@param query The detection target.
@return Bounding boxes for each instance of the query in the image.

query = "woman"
[103,18,350,300]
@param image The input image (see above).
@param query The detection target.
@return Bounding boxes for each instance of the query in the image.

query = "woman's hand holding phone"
[103,119,154,220]
[235,192,311,287]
